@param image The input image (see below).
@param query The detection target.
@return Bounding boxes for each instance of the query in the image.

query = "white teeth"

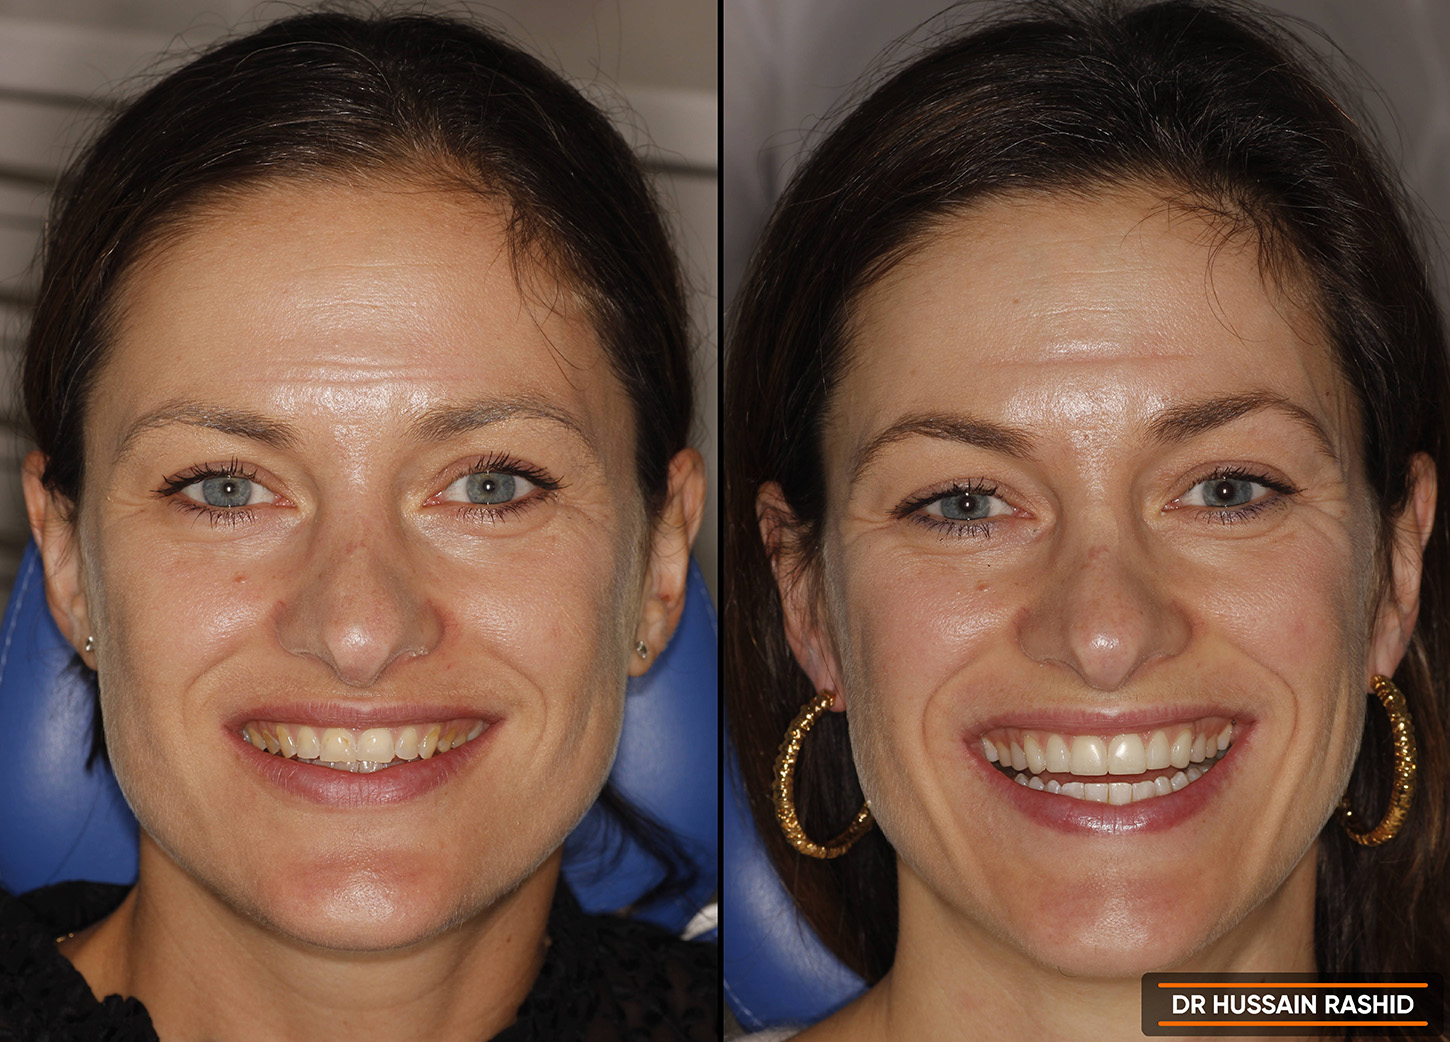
[1083,782,1108,803]
[1045,733,1071,772]
[243,718,485,768]
[466,721,484,741]
[982,737,999,763]
[1106,733,1146,775]
[275,723,297,759]
[1009,741,1027,772]
[1107,782,1133,805]
[1015,772,1028,785]
[1132,780,1156,801]
[1009,750,1224,804]
[1145,729,1171,770]
[1153,775,1173,796]
[396,726,419,761]
[1022,735,1046,774]
[1070,736,1108,776]
[1170,728,1193,769]
[358,728,395,763]
[1045,778,1061,794]
[1170,770,1189,791]
[1060,781,1085,799]
[1189,733,1207,763]
[1028,775,1045,791]
[1187,765,1203,782]
[994,739,1011,764]
[1217,724,1232,752]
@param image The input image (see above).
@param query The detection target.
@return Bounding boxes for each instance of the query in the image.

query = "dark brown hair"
[725,0,1450,996]
[25,10,693,515]
[23,10,698,906]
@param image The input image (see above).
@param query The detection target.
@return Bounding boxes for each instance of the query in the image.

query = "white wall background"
[0,0,718,597]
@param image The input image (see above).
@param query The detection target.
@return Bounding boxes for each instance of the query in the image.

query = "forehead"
[837,188,1355,461]
[93,179,631,463]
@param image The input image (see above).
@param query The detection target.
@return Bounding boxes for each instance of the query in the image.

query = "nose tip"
[274,530,443,687]
[1017,537,1189,691]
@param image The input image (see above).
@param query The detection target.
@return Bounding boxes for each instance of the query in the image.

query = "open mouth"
[242,719,488,773]
[978,716,1234,805]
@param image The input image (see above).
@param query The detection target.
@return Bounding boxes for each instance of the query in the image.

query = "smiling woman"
[0,11,712,1042]
[725,1,1450,1039]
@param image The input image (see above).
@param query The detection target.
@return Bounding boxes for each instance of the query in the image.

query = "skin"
[24,179,705,1042]
[762,187,1435,1041]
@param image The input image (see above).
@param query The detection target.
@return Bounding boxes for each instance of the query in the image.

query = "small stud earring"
[83,635,95,655]
[635,641,649,660]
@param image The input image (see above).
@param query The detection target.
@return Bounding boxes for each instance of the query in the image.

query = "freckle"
[233,573,246,584]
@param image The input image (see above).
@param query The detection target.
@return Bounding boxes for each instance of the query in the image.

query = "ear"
[629,448,707,677]
[1366,452,1437,680]
[756,482,845,711]
[21,450,96,668]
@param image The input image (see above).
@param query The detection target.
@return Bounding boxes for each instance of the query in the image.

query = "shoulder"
[0,881,155,1040]
[560,906,719,1039]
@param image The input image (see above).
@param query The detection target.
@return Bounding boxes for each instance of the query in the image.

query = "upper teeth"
[979,718,1233,777]
[242,719,486,772]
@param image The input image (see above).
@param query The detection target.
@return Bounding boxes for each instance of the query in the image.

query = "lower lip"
[229,724,496,807]
[972,730,1247,836]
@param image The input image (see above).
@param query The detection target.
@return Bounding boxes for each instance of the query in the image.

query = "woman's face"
[37,181,664,950]
[779,188,1432,975]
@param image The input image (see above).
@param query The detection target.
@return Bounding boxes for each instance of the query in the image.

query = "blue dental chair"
[0,541,718,938]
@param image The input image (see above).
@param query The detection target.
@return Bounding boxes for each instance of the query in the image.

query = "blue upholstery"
[723,738,865,1029]
[0,541,717,936]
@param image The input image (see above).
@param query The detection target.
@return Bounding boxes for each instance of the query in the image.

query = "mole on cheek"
[233,573,246,584]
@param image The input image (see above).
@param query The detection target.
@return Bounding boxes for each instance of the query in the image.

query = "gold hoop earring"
[1337,674,1417,846]
[773,689,874,858]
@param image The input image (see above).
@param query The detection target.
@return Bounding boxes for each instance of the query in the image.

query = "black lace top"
[0,880,718,1041]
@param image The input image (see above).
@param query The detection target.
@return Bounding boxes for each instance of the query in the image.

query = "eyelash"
[1179,465,1301,525]
[154,458,262,527]
[893,466,1301,541]
[445,453,562,524]
[894,480,1005,540]
[153,453,564,527]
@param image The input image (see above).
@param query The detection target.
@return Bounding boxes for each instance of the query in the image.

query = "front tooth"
[395,727,420,760]
[1083,782,1109,803]
[1189,733,1207,762]
[1060,781,1085,799]
[1217,724,1233,752]
[320,728,355,763]
[1170,728,1193,768]
[1045,734,1071,772]
[1132,780,1157,801]
[1107,734,1146,775]
[275,724,297,759]
[358,728,395,763]
[1107,782,1133,805]
[1009,741,1027,772]
[1145,729,1171,770]
[981,737,999,763]
[295,725,321,760]
[418,724,442,760]
[1022,735,1046,774]
[1070,736,1107,776]
[1169,770,1190,791]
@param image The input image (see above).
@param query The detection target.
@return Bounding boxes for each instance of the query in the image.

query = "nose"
[274,512,443,687]
[1015,522,1190,691]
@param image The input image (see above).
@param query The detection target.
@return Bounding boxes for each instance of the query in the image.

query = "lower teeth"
[296,758,405,773]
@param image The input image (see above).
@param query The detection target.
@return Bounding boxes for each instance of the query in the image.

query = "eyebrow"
[115,393,599,464]
[848,390,1339,484]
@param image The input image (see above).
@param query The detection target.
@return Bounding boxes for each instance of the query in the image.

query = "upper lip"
[968,703,1254,738]
[223,701,502,732]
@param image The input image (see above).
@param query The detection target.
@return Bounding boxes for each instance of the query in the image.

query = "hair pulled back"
[726,0,1450,985]
[25,10,693,514]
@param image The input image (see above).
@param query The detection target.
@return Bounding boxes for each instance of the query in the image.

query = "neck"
[62,834,558,1042]
[816,847,1318,1042]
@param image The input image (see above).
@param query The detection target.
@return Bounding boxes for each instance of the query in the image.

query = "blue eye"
[923,490,1011,522]
[181,474,274,508]
[443,470,537,506]
[1182,476,1266,509]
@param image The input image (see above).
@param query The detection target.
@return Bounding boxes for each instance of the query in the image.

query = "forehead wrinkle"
[114,398,302,464]
[849,412,1037,485]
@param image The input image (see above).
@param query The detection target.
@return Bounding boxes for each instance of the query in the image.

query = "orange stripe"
[1156,982,1428,988]
[1157,1022,1428,1027]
